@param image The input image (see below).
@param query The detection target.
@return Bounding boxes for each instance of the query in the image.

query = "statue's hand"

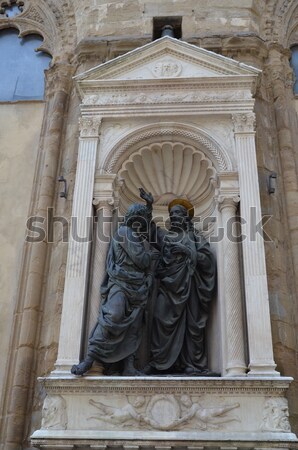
[139,187,154,205]
[171,243,191,257]
[150,248,160,259]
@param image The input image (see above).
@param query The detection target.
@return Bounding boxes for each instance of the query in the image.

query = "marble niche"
[31,37,297,450]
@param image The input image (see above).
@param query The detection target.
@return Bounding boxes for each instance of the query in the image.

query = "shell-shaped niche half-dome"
[118,142,217,219]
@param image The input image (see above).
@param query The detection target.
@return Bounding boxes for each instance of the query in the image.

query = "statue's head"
[124,203,149,232]
[168,199,194,231]
[180,394,192,407]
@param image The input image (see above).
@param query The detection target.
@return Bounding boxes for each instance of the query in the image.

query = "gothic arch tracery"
[261,0,298,47]
[0,0,76,61]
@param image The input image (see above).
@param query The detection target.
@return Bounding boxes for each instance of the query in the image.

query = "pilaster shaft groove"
[54,117,101,372]
[233,113,278,376]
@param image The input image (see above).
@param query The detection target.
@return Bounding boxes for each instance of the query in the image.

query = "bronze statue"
[71,202,158,376]
[140,191,217,376]
[72,190,217,377]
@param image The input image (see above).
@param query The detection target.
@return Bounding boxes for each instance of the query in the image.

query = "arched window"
[290,45,298,95]
[0,29,51,101]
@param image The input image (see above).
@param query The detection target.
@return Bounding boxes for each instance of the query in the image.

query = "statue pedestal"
[31,376,297,450]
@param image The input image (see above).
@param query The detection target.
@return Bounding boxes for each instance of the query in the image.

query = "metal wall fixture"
[268,172,277,194]
[58,176,67,199]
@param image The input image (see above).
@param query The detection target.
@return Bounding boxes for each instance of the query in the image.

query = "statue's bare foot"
[140,364,156,375]
[71,358,93,376]
[122,355,142,376]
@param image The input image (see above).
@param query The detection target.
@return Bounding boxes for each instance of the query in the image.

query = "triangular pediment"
[75,36,260,84]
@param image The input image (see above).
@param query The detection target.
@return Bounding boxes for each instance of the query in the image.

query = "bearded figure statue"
[140,190,217,376]
[71,202,158,376]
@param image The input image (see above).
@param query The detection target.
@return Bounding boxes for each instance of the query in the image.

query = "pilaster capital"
[93,197,114,211]
[79,116,102,138]
[232,112,256,133]
[217,195,240,212]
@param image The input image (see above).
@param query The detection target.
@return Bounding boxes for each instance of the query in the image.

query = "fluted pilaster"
[233,113,278,376]
[54,116,101,373]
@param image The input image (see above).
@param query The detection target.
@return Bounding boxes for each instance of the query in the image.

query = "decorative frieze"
[87,394,240,431]
[31,377,296,448]
[82,89,252,107]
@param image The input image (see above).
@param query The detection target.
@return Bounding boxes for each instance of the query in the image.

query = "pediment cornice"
[75,36,261,103]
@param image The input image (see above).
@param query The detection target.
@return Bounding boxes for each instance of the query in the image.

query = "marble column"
[233,113,279,376]
[54,116,102,374]
[87,196,115,335]
[218,195,247,376]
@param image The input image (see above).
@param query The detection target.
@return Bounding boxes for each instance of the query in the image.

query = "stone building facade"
[0,1,297,449]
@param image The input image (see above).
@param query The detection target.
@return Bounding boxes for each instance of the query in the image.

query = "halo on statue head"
[168,198,194,218]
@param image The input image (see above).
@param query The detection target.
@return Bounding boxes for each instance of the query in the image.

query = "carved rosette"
[232,112,256,133]
[79,116,102,138]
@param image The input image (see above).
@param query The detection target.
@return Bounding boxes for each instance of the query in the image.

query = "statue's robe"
[88,225,152,364]
[150,229,216,372]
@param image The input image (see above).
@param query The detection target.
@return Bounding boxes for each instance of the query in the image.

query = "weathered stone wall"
[0,0,298,448]
[72,0,263,42]
[0,101,44,411]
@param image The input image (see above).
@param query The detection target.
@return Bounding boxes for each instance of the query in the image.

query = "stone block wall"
[0,1,298,448]
[72,0,263,42]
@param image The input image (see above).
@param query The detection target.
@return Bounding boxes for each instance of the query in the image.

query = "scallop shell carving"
[118,142,216,210]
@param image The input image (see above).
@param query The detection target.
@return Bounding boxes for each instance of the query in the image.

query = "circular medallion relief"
[146,395,180,428]
[152,60,182,78]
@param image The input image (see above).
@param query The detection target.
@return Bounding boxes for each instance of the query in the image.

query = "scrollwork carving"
[217,195,240,212]
[82,89,251,106]
[92,197,114,210]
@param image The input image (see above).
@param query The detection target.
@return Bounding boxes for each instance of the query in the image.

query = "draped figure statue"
[140,192,217,376]
[71,203,158,376]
